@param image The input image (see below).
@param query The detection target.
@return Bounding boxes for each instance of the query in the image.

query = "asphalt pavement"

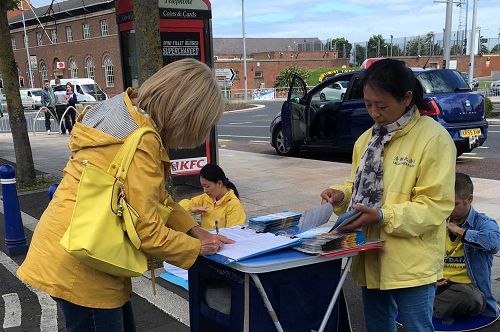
[1,105,500,331]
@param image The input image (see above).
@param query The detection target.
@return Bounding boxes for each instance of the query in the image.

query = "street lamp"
[384,44,389,57]
[241,0,247,102]
[390,35,393,57]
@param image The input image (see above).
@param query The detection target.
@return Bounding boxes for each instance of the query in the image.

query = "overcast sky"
[29,0,500,43]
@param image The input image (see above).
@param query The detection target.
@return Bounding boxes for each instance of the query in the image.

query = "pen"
[215,220,219,235]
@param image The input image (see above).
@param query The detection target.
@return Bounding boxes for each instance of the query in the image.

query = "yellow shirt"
[179,189,246,230]
[443,231,472,284]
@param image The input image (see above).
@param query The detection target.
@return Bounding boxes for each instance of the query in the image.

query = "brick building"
[8,0,123,96]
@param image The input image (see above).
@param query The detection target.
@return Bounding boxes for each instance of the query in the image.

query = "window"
[69,59,78,78]
[85,56,95,80]
[66,26,73,42]
[255,71,263,79]
[36,32,43,46]
[11,38,16,49]
[103,55,114,87]
[82,23,91,39]
[50,29,57,43]
[39,62,48,82]
[100,20,108,36]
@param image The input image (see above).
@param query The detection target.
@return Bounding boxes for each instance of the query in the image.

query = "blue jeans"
[53,298,136,332]
[362,283,436,332]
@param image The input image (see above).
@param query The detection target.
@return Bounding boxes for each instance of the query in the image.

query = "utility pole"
[241,0,247,103]
[442,0,453,68]
[468,0,477,86]
[390,35,393,57]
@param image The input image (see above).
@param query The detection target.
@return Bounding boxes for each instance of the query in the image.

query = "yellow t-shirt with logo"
[443,231,472,284]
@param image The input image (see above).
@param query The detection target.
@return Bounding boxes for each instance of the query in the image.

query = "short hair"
[43,79,50,84]
[455,172,474,199]
[136,58,224,148]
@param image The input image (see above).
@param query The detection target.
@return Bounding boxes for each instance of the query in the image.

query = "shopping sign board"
[215,68,236,81]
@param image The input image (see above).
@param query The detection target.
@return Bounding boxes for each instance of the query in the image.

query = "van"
[50,78,108,102]
[19,89,37,109]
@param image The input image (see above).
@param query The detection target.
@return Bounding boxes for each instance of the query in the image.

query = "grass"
[478,81,493,89]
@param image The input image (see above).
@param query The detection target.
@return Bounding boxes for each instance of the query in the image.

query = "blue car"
[270,67,488,157]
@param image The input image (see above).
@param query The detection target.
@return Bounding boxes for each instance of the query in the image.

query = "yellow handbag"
[60,127,161,277]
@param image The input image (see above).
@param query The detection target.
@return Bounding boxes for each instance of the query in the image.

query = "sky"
[29,0,500,43]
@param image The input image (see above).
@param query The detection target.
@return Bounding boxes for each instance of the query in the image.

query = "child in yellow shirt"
[179,164,246,230]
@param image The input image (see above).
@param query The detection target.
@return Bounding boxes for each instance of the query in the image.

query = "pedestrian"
[320,59,456,332]
[0,90,4,118]
[65,82,77,127]
[434,172,500,323]
[179,163,246,230]
[40,79,56,134]
[53,78,72,135]
[17,58,233,332]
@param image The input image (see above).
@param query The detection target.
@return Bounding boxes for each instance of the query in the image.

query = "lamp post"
[20,1,34,88]
[442,0,453,68]
[390,35,393,57]
[241,0,247,103]
[467,0,477,87]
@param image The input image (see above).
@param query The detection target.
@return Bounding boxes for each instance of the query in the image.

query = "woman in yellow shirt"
[180,164,246,230]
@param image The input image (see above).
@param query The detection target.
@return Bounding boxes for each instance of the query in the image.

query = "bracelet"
[377,208,384,226]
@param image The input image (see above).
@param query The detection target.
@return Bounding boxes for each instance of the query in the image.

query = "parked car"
[270,65,488,158]
[319,81,348,101]
[459,72,479,91]
[50,78,108,102]
[26,88,44,109]
[491,80,500,94]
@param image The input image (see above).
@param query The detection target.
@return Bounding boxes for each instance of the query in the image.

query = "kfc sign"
[171,157,207,175]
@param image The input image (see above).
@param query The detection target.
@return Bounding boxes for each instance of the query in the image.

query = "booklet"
[206,226,302,265]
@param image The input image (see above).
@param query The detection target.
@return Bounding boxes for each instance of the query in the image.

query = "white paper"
[163,262,189,280]
[212,226,299,261]
[299,203,333,233]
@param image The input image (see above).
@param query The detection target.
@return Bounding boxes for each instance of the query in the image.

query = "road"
[218,101,500,180]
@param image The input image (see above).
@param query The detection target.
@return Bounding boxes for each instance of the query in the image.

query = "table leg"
[244,273,249,332]
[317,257,352,332]
[249,273,285,332]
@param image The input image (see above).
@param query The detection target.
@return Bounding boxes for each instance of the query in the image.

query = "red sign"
[171,157,207,175]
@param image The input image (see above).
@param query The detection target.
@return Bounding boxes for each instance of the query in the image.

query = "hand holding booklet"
[329,210,362,232]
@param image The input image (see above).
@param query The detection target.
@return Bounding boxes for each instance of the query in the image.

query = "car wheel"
[273,125,297,156]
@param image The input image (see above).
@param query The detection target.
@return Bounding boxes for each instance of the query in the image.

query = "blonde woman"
[17,59,233,331]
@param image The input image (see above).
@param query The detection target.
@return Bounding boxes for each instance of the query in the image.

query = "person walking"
[17,59,233,332]
[40,79,56,134]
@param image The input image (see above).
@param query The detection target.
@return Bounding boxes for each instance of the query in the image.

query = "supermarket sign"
[171,157,207,175]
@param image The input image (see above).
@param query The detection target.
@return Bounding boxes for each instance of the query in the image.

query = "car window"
[76,85,84,94]
[315,78,350,103]
[31,90,42,96]
[417,70,470,93]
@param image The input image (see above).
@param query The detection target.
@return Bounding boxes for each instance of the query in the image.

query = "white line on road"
[249,140,270,144]
[228,122,253,125]
[458,156,485,160]
[463,152,477,156]
[253,114,268,117]
[478,146,489,149]
[219,134,270,139]
[0,251,58,331]
[218,125,269,128]
[2,293,21,329]
[489,130,500,133]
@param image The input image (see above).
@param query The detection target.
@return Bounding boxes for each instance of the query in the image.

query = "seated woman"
[179,164,246,230]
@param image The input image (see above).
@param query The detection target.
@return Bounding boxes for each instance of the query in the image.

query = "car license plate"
[460,128,481,138]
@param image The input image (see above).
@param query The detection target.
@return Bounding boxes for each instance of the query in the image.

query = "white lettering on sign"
[171,157,207,175]
[158,0,208,10]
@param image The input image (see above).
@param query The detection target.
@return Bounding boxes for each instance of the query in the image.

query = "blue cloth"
[362,283,436,332]
[53,298,136,332]
[462,206,500,317]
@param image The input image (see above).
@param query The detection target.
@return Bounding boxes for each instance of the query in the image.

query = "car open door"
[281,75,307,148]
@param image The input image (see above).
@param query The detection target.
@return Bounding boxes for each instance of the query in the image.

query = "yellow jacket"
[332,112,456,290]
[179,189,246,230]
[17,92,201,308]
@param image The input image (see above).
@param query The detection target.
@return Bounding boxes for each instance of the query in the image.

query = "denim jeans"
[362,283,436,332]
[53,298,136,332]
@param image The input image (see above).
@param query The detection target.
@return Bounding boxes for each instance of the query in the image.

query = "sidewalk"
[1,133,500,331]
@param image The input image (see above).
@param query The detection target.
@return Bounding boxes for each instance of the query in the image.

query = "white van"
[50,78,108,102]
[19,89,37,109]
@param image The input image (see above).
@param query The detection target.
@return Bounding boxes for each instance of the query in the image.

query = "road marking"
[458,156,485,160]
[2,293,21,328]
[0,251,58,331]
[463,152,477,156]
[253,114,268,117]
[228,122,253,125]
[489,130,500,133]
[219,134,270,139]
[218,139,232,142]
[225,104,266,113]
[249,140,270,144]
[478,146,489,149]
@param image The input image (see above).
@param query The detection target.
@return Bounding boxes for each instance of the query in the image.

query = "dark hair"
[43,79,50,84]
[361,59,429,111]
[66,82,74,90]
[200,164,240,198]
[455,172,473,199]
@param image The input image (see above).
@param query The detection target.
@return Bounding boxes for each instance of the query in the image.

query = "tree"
[0,0,36,184]
[492,44,500,54]
[274,66,309,88]
[132,0,163,84]
[330,38,352,59]
[354,44,366,65]
[367,34,386,58]
[479,36,489,54]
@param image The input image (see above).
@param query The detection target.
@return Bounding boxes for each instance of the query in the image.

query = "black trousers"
[55,105,73,134]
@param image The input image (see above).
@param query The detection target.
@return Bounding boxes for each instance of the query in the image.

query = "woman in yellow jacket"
[17,59,233,332]
[179,164,246,230]
[321,59,456,332]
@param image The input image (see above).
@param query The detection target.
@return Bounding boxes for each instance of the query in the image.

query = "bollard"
[48,184,59,201]
[0,165,28,256]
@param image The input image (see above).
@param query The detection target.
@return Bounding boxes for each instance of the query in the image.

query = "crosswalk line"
[0,251,58,331]
[2,293,21,329]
